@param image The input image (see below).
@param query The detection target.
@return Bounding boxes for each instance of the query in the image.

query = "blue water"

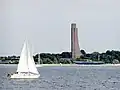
[0,65,120,90]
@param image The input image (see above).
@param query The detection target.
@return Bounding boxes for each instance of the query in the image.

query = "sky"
[0,0,120,56]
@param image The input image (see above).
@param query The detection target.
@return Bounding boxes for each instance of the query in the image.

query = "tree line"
[0,50,120,64]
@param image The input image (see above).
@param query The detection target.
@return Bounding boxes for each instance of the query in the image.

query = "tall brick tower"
[71,23,82,59]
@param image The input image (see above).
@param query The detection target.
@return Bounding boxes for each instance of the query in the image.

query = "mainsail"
[17,40,39,75]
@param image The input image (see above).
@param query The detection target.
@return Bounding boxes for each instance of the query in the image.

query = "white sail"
[27,42,39,74]
[17,41,29,72]
[17,40,39,74]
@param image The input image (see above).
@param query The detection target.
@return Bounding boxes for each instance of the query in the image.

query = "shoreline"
[36,64,120,67]
[0,64,120,67]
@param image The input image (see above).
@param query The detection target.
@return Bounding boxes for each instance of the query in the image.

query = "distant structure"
[38,54,41,64]
[71,23,82,59]
[38,54,43,64]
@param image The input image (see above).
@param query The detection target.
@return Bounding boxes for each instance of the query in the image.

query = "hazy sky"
[0,0,120,56]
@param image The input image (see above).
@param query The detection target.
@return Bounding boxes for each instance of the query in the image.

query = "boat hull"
[10,73,40,79]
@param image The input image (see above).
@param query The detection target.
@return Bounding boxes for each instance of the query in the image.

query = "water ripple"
[0,66,120,90]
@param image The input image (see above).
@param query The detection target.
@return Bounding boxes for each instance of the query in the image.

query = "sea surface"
[0,65,120,90]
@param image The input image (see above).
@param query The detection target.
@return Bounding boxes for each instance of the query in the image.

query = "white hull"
[10,73,40,79]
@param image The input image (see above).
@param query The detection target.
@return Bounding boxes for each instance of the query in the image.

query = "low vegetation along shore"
[0,50,120,64]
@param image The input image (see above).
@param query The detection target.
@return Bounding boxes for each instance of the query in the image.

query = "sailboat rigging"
[10,40,40,78]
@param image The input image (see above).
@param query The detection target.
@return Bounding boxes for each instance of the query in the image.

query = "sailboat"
[10,40,40,79]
